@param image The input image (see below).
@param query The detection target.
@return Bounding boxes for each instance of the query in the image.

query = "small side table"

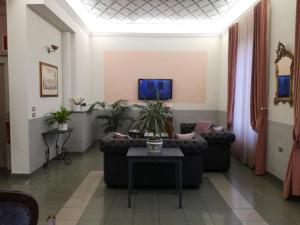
[127,147,184,208]
[42,128,73,169]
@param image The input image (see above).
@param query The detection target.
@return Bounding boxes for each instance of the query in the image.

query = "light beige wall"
[90,35,222,111]
[104,51,207,104]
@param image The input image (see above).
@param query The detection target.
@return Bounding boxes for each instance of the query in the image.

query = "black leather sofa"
[181,123,235,172]
[99,133,207,188]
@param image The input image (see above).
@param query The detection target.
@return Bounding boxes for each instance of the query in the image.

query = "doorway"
[0,63,9,170]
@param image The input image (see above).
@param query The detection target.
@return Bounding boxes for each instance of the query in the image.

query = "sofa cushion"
[195,121,213,133]
[180,123,235,144]
[212,126,224,132]
[0,203,30,225]
[195,131,235,144]
[175,132,195,140]
[113,132,131,139]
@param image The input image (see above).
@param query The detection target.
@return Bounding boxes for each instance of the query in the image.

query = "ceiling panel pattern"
[81,0,239,23]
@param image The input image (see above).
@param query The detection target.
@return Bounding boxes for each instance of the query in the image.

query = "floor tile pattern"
[77,175,244,225]
[208,173,267,225]
[56,171,103,225]
[0,145,300,225]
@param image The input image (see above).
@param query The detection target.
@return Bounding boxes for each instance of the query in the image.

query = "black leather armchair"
[99,133,207,188]
[181,123,235,172]
[0,191,39,225]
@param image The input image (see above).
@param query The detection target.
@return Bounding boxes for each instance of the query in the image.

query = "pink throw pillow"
[113,132,131,139]
[176,132,195,140]
[195,121,213,133]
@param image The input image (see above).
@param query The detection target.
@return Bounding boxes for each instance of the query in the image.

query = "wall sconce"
[47,45,59,54]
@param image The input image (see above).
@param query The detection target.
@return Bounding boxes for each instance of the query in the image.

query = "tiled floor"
[0,145,300,225]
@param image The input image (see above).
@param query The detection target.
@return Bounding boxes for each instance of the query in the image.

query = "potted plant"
[71,97,86,112]
[87,99,132,134]
[134,96,173,153]
[46,106,72,131]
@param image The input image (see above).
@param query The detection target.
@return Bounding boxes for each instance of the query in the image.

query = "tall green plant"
[134,97,173,139]
[46,106,72,125]
[88,99,132,133]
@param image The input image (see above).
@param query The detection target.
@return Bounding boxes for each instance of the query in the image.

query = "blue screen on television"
[278,75,290,97]
[138,79,173,100]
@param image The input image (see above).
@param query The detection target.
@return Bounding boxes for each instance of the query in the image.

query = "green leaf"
[88,99,132,134]
[46,106,72,125]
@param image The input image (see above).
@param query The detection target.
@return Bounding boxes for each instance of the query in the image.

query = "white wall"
[219,32,229,112]
[90,35,222,111]
[45,0,91,104]
[268,0,296,125]
[27,8,62,119]
[266,0,296,179]
[74,30,90,103]
[7,0,31,173]
[7,0,91,173]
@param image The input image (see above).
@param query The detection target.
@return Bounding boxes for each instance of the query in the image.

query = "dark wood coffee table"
[127,147,184,208]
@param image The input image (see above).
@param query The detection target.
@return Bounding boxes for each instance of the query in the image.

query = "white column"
[7,0,30,174]
[62,32,72,109]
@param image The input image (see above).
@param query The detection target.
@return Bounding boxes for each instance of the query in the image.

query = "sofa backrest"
[0,191,39,225]
[180,123,235,144]
[99,133,207,156]
[180,123,196,134]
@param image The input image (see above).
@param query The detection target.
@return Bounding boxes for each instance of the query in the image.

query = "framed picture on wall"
[39,62,58,97]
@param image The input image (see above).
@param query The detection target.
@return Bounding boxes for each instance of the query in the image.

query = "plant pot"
[80,105,85,112]
[74,105,81,112]
[146,138,163,153]
[58,123,68,131]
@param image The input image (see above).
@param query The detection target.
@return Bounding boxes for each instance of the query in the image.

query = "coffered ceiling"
[81,0,239,23]
[65,0,259,34]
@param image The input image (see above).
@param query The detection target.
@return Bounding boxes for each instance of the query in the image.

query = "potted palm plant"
[134,97,173,153]
[46,106,72,131]
[87,99,132,133]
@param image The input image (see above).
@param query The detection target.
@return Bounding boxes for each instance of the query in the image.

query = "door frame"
[0,57,10,170]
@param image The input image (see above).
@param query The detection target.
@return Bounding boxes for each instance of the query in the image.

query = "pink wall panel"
[104,51,207,103]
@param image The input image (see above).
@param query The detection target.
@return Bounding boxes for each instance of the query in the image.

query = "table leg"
[128,160,132,208]
[55,132,60,159]
[61,131,72,165]
[42,134,50,169]
[178,159,182,208]
[175,162,178,194]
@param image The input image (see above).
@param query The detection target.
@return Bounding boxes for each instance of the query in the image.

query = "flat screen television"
[138,79,173,100]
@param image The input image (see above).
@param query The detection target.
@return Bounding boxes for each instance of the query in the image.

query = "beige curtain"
[250,0,270,175]
[227,23,239,130]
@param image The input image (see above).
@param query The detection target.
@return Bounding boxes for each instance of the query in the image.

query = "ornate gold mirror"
[274,42,294,106]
